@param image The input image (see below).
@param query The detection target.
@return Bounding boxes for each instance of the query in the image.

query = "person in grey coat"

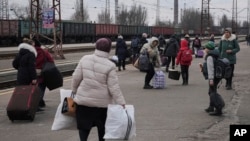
[163,35,179,72]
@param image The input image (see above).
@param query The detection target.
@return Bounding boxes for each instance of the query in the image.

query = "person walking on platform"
[176,39,193,85]
[140,37,161,89]
[71,38,126,141]
[115,35,127,71]
[12,39,37,86]
[201,41,224,116]
[32,37,54,108]
[192,35,202,57]
[218,28,240,90]
[163,34,179,72]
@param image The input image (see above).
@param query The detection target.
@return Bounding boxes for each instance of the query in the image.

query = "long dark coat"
[115,38,127,60]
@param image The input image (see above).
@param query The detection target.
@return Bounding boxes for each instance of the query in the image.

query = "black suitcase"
[42,62,63,90]
[7,85,41,122]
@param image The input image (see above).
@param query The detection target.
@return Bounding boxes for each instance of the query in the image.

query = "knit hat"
[96,38,112,53]
[204,41,215,50]
[224,27,232,33]
[23,38,34,45]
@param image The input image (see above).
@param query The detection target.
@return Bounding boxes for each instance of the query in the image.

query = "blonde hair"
[23,38,34,45]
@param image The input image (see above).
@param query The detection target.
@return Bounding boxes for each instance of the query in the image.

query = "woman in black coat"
[12,43,37,85]
[115,35,128,71]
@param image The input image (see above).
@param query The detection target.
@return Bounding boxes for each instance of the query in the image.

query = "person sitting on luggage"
[176,39,193,85]
[140,37,161,89]
[12,39,37,86]
[32,37,54,108]
[202,41,223,116]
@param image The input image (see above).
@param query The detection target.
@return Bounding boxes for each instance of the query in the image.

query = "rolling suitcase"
[7,85,41,122]
[196,49,204,58]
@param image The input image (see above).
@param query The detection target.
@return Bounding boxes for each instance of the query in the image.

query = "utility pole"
[115,0,118,24]
[30,0,64,59]
[174,0,178,25]
[232,0,237,33]
[156,0,160,25]
[201,0,210,36]
[248,0,250,34]
[80,0,84,21]
[105,0,110,23]
[0,0,9,19]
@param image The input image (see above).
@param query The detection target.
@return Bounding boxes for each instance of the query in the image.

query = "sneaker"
[143,85,153,89]
[209,110,222,116]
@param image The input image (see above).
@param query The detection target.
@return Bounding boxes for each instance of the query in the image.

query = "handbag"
[51,89,76,130]
[61,92,76,117]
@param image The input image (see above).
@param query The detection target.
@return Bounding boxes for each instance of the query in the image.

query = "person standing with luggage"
[71,38,126,141]
[131,36,139,63]
[176,39,193,85]
[201,41,224,116]
[163,35,179,72]
[32,37,54,108]
[192,35,202,57]
[218,28,240,90]
[115,35,128,71]
[140,37,161,89]
[12,39,37,85]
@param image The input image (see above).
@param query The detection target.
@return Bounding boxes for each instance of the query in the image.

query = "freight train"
[0,19,224,47]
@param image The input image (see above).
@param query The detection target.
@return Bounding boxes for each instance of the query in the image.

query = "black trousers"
[208,78,222,108]
[118,59,126,69]
[145,63,155,85]
[180,65,189,84]
[166,56,176,68]
[226,64,235,87]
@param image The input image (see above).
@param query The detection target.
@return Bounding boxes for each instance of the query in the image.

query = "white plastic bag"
[51,89,77,130]
[104,104,136,140]
[112,55,119,62]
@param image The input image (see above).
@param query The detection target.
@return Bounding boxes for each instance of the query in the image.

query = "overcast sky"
[8,0,249,26]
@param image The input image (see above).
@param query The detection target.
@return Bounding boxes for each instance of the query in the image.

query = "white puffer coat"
[72,49,126,108]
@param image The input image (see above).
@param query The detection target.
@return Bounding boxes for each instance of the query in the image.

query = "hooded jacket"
[12,43,37,85]
[176,39,193,66]
[71,49,126,108]
[219,34,240,64]
[140,36,161,67]
[205,49,220,80]
[164,37,179,57]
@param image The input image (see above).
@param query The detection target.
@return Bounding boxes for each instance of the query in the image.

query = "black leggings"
[79,128,105,141]
[145,63,155,85]
[166,56,176,68]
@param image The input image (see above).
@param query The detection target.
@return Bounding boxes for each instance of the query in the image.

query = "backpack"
[194,39,200,47]
[181,49,192,63]
[131,39,138,48]
[202,57,232,80]
[138,49,150,72]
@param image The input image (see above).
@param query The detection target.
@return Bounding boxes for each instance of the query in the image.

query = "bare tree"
[70,0,89,22]
[219,14,230,28]
[116,5,129,25]
[97,9,113,24]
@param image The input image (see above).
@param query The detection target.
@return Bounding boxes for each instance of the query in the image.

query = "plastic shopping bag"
[51,89,77,130]
[153,70,166,89]
[104,104,136,140]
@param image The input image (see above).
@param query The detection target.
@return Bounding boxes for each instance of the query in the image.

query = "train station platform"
[0,42,249,141]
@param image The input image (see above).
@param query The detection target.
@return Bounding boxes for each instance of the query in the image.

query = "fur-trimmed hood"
[18,43,37,57]
[221,34,236,41]
[149,36,159,47]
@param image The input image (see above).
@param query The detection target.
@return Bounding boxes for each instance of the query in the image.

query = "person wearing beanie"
[202,41,223,116]
[71,38,126,141]
[32,37,54,109]
[218,27,240,90]
[176,39,193,85]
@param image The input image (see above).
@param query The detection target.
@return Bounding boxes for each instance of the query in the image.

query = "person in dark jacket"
[12,42,37,85]
[192,35,202,57]
[163,35,179,72]
[138,33,148,53]
[115,35,127,71]
[218,28,240,90]
[32,37,54,108]
[202,41,224,116]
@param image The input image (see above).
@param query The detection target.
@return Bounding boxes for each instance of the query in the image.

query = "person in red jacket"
[32,37,54,108]
[176,39,193,85]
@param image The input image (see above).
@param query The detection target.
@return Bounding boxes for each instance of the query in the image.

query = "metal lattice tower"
[0,0,9,19]
[174,0,178,25]
[201,0,210,35]
[105,0,110,23]
[30,0,64,59]
[232,0,237,32]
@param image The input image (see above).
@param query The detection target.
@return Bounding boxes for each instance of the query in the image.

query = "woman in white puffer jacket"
[71,38,126,141]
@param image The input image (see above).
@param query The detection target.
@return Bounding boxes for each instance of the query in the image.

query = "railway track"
[0,36,246,90]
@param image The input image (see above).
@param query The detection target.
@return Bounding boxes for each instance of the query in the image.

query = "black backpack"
[202,57,232,80]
